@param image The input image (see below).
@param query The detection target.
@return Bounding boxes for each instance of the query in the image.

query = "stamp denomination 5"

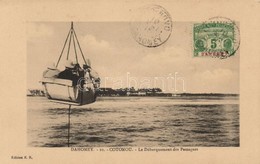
[193,17,240,59]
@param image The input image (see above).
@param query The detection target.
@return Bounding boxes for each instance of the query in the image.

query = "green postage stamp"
[193,22,237,59]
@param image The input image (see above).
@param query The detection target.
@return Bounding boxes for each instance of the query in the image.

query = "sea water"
[27,96,239,147]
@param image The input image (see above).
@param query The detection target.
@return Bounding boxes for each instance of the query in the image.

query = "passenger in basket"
[57,60,80,86]
[73,61,85,87]
[83,64,100,88]
[43,62,60,78]
[73,61,84,77]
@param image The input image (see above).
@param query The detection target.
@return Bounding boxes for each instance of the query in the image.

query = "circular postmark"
[130,5,172,48]
[193,16,240,59]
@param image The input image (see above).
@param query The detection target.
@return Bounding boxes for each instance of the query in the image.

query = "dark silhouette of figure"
[58,60,80,86]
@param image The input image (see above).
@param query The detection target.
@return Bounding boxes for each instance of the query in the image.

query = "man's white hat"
[65,59,75,68]
[86,59,91,67]
[47,62,57,70]
[72,60,78,65]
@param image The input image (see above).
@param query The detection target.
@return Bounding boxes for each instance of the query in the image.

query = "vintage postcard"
[1,0,260,164]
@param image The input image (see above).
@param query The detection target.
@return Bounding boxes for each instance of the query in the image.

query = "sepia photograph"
[27,10,239,147]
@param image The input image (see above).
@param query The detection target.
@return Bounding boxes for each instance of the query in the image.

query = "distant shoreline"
[27,93,239,97]
[27,87,238,97]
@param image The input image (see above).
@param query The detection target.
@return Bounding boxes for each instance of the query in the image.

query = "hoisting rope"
[56,22,86,67]
[56,28,71,67]
[72,33,79,64]
[67,104,71,147]
[73,30,87,64]
[66,28,73,60]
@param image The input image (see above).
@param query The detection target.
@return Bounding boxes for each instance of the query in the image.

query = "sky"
[27,22,239,93]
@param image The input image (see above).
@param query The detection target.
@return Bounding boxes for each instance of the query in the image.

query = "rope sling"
[56,22,87,67]
[41,22,97,146]
[55,22,88,147]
